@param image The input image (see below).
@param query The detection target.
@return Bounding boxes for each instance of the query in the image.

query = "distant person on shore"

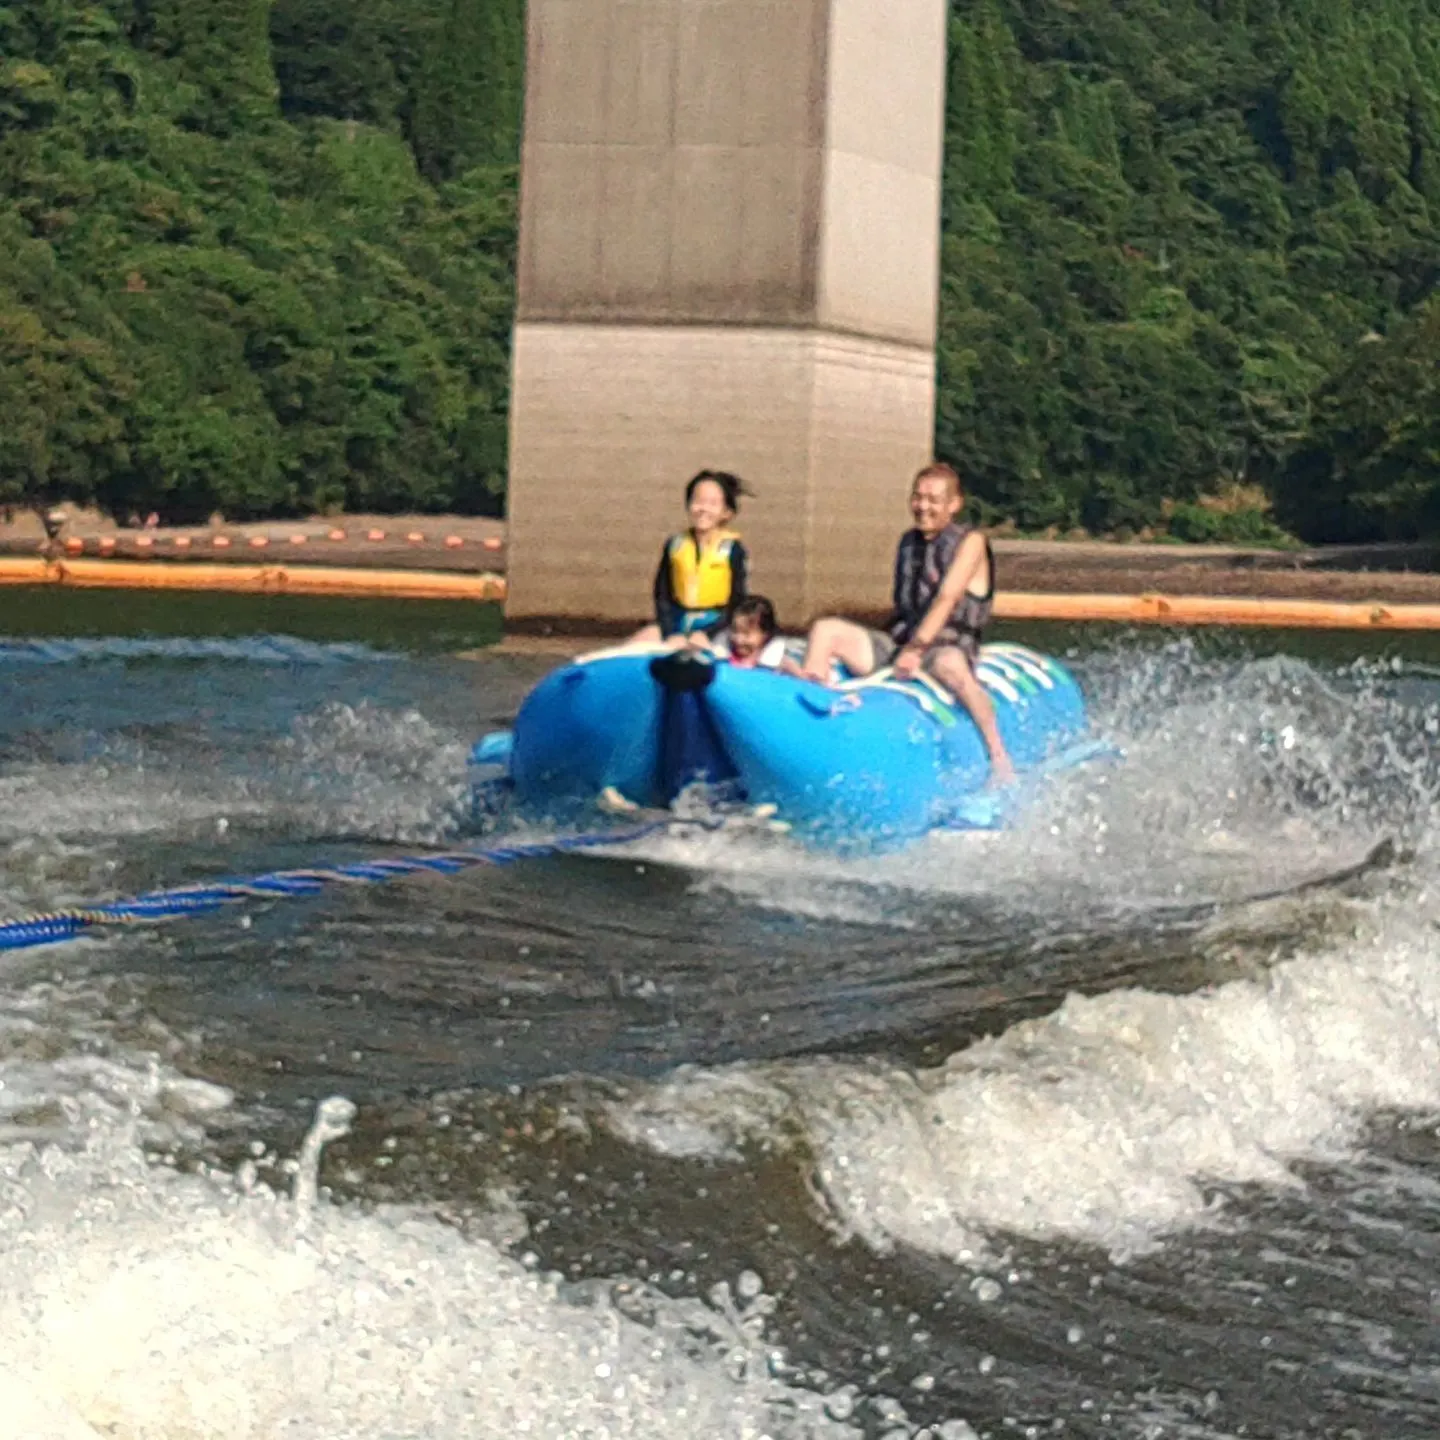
[631,471,750,644]
[795,461,1015,784]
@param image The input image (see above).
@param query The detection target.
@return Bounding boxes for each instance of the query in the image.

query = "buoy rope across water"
[0,820,682,954]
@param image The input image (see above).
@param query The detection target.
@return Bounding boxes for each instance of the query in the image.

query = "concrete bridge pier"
[505,0,948,629]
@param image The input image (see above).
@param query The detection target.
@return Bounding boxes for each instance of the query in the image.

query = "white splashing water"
[605,645,1440,1264]
[622,643,1423,930]
[0,700,474,873]
[6,635,1440,1434]
[608,870,1440,1265]
[0,1053,864,1440]
[0,763,270,847]
[274,701,474,843]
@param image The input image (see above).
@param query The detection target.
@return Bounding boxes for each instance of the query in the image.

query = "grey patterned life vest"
[887,521,994,651]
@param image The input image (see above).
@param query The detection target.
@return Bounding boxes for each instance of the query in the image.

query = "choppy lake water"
[5,590,1440,1439]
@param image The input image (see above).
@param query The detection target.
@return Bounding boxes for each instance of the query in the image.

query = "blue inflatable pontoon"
[472,642,1103,847]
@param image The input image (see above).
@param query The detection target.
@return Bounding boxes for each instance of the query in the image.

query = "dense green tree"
[3,0,1440,536]
[937,0,1440,536]
[0,213,131,514]
[1275,298,1440,540]
[268,0,401,126]
[0,0,520,520]
[406,0,523,180]
[0,298,129,515]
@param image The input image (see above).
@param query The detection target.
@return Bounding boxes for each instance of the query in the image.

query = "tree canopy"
[937,0,1440,541]
[0,0,519,521]
[2,0,1439,539]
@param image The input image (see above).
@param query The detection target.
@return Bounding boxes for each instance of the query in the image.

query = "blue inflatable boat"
[472,639,1100,840]
[472,642,1103,847]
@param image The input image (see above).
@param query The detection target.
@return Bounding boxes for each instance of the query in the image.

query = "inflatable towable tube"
[473,642,1100,847]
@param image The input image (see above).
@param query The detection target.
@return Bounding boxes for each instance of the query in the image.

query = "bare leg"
[928,646,1016,785]
[800,617,880,684]
[629,622,663,644]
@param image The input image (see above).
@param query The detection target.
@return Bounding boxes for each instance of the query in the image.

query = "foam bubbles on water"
[276,701,472,842]
[1,697,471,866]
[0,763,268,848]
[602,645,1440,1267]
[0,1056,865,1440]
[653,641,1432,925]
[608,895,1440,1265]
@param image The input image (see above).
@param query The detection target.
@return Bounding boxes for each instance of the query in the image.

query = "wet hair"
[731,595,777,638]
[685,470,749,512]
[913,461,962,499]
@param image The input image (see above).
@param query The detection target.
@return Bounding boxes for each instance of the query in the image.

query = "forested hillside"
[940,0,1440,541]
[2,0,1439,540]
[0,0,521,522]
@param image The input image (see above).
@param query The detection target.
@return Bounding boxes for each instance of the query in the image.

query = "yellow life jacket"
[667,529,739,612]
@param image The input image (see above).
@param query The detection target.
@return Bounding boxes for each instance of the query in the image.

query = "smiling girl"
[631,470,751,643]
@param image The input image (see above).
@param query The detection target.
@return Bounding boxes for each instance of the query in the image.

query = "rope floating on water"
[0,821,672,954]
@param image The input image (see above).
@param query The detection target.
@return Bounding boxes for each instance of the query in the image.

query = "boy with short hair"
[798,462,1014,784]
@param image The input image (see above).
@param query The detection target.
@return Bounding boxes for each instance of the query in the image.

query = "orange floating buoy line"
[2,556,1437,626]
[0,557,505,602]
[991,591,1440,629]
[35,529,491,559]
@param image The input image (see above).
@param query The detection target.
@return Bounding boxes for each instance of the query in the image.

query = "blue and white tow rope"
[0,821,672,954]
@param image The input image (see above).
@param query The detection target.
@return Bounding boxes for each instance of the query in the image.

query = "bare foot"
[988,756,1017,788]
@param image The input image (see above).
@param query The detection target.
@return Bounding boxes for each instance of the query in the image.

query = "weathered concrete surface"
[817,0,948,346]
[518,0,827,328]
[507,324,932,626]
[507,0,948,627]
[517,0,945,345]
